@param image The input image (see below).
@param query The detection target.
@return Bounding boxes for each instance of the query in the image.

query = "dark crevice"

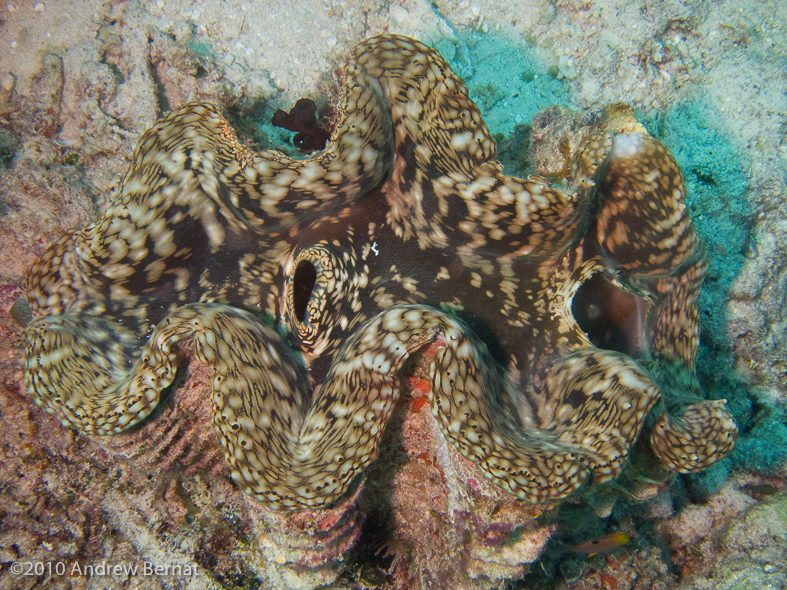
[292,260,317,324]
[147,34,170,115]
[572,273,650,358]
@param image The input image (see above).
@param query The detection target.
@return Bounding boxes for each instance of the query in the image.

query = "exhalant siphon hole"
[292,260,317,324]
[572,273,650,357]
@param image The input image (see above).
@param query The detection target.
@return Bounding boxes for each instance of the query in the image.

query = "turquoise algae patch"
[438,32,571,138]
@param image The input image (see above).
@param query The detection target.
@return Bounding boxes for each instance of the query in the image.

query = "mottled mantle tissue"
[16,35,736,514]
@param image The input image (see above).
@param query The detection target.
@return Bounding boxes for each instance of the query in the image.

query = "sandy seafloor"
[0,0,786,589]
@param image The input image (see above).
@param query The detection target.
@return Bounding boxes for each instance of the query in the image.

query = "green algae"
[438,32,570,139]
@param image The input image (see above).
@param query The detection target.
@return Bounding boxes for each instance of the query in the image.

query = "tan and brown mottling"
[19,34,735,510]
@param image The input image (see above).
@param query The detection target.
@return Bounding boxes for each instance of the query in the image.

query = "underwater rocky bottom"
[3,31,782,590]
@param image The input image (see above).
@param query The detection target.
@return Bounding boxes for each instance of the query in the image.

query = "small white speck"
[9,40,17,49]
[371,242,379,255]
[0,73,14,92]
[6,3,17,13]
[34,2,44,11]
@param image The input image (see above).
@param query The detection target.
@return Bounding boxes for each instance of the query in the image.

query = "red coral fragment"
[406,378,430,400]
[271,97,330,152]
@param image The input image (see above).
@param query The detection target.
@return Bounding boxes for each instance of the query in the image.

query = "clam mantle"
[18,35,735,517]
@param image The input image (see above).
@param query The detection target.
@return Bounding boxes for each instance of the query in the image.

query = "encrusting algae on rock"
[10,34,736,588]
